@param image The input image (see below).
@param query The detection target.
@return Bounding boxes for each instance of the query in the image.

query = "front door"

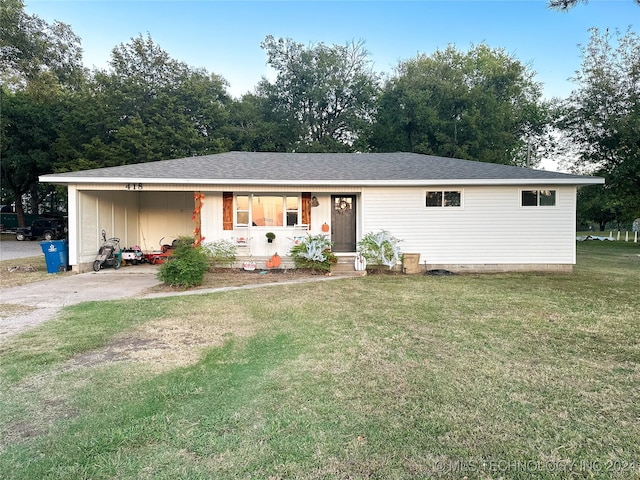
[331,195,356,252]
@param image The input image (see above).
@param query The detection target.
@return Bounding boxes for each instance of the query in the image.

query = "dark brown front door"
[331,195,356,252]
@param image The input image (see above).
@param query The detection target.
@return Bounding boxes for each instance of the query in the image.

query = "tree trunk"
[13,190,26,227]
[30,184,39,214]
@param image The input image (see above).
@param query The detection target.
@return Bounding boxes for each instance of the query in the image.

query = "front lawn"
[0,241,638,479]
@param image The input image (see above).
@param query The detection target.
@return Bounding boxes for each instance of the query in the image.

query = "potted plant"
[266,232,276,243]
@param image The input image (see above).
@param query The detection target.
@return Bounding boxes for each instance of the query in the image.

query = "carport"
[67,186,198,272]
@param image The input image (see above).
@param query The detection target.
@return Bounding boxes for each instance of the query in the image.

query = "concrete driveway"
[1,265,162,343]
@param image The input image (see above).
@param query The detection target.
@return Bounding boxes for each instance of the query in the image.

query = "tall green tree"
[257,36,380,152]
[0,0,84,91]
[0,89,60,219]
[77,34,233,167]
[556,28,640,223]
[576,183,624,231]
[0,0,84,225]
[370,44,547,166]
[224,93,291,152]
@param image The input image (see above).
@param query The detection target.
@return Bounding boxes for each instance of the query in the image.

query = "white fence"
[610,231,638,243]
[578,231,639,243]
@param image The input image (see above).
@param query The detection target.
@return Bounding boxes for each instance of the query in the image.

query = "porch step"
[233,256,296,270]
[331,254,358,273]
[232,254,364,275]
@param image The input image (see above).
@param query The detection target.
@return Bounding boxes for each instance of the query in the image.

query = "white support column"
[67,185,78,269]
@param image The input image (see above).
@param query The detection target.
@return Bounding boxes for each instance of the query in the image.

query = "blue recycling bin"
[40,239,69,273]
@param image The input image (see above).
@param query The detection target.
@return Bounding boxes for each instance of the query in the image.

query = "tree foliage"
[258,36,380,152]
[556,28,640,222]
[0,0,84,92]
[0,0,84,225]
[576,184,624,231]
[79,34,232,167]
[548,0,639,11]
[224,93,291,152]
[370,44,547,166]
[0,89,61,224]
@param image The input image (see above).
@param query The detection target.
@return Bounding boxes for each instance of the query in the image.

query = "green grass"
[1,242,638,479]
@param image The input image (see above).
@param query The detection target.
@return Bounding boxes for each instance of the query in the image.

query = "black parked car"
[16,218,67,241]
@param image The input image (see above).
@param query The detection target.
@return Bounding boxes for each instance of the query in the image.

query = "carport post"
[193,192,204,245]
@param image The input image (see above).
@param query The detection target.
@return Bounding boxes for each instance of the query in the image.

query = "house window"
[521,189,556,207]
[286,196,299,226]
[426,190,462,207]
[252,196,284,226]
[235,195,301,227]
[236,195,250,225]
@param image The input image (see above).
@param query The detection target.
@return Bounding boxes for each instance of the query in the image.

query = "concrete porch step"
[331,254,358,273]
[231,254,365,275]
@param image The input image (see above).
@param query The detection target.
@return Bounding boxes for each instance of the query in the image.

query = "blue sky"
[25,0,637,100]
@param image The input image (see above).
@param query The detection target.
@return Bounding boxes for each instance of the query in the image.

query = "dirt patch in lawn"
[70,301,261,373]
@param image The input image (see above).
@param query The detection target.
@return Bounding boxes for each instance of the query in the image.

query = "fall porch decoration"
[265,252,281,268]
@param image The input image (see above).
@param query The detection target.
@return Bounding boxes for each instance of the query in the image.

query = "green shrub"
[289,234,336,273]
[202,239,237,267]
[157,237,209,287]
[357,230,402,269]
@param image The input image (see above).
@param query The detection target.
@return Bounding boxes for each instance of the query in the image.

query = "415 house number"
[125,183,143,190]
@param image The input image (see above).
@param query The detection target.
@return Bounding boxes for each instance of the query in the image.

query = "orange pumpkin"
[266,253,281,268]
[321,222,330,232]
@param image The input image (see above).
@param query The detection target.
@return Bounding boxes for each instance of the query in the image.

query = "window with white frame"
[285,196,299,226]
[235,195,300,227]
[236,195,250,225]
[521,189,556,207]
[426,190,462,207]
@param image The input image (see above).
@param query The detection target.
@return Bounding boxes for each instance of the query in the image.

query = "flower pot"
[402,253,421,274]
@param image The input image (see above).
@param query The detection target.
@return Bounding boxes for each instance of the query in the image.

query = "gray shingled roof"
[40,151,602,185]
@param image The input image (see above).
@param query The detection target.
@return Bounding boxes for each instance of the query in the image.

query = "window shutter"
[222,192,233,230]
[302,192,311,228]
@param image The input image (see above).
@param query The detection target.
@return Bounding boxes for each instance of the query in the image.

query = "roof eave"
[39,176,606,187]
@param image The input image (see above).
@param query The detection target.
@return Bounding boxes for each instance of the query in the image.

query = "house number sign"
[125,183,143,190]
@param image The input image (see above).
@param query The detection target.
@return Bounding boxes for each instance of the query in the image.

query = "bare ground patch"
[0,303,36,318]
[70,304,259,373]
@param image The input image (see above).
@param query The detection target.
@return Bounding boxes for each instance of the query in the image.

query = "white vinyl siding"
[361,185,576,265]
